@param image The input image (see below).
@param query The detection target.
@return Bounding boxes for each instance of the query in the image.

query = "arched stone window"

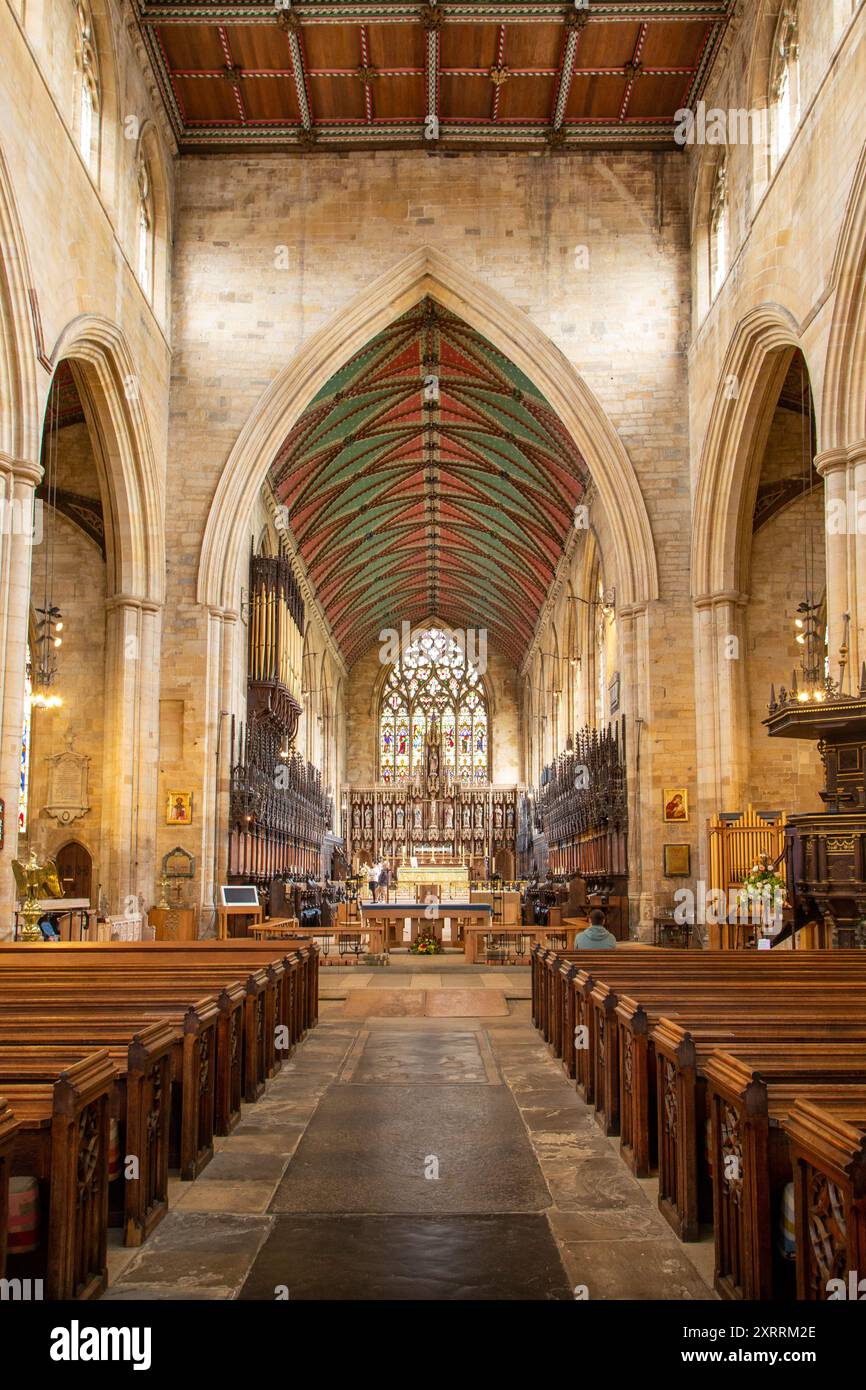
[378,627,490,785]
[136,156,153,299]
[709,157,729,301]
[769,4,800,171]
[75,1,100,171]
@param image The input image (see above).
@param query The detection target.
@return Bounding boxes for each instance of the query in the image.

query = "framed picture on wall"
[663,843,691,877]
[166,791,193,825]
[663,788,688,822]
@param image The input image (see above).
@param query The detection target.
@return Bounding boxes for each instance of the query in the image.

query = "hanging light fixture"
[769,354,841,711]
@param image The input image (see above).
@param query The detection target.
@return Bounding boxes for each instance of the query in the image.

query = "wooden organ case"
[228,554,331,887]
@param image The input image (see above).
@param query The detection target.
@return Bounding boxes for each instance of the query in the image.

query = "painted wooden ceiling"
[138,1,732,152]
[269,298,588,665]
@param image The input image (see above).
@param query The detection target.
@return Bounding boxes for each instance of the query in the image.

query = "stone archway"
[195,248,659,929]
[690,303,815,834]
[198,247,658,618]
[28,317,166,920]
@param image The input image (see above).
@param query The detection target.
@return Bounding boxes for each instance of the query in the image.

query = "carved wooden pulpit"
[765,672,866,947]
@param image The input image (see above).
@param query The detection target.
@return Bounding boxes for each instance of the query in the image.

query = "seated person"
[575,907,616,950]
[38,913,61,941]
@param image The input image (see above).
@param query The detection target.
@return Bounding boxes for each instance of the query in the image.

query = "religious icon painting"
[663,789,688,823]
[166,791,193,825]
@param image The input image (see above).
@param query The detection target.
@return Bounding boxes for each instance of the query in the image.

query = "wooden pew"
[784,1099,866,1301]
[653,1027,866,1240]
[0,939,320,1040]
[619,1000,861,1173]
[1,1050,115,1299]
[0,962,273,1099]
[584,964,866,1131]
[0,1095,16,1281]
[0,990,220,1181]
[705,1052,866,1301]
[0,1023,173,1246]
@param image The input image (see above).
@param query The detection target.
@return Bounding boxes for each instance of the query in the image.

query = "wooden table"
[463,923,574,964]
[361,902,493,951]
[249,917,300,940]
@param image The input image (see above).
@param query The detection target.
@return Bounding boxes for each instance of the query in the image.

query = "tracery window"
[379,627,489,785]
[770,5,800,171]
[75,1,100,170]
[709,158,729,301]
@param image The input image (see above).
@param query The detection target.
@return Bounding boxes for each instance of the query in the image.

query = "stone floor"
[102,966,715,1301]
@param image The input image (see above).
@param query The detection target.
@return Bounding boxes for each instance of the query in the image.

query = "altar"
[397,862,469,898]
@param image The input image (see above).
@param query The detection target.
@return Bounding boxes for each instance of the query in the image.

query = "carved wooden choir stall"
[534,719,629,937]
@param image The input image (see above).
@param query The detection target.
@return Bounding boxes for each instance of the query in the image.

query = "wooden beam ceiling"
[136,2,733,153]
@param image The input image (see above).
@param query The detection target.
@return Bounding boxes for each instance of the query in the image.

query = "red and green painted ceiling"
[269,298,588,666]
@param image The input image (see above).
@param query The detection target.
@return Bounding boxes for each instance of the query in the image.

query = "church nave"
[101,967,711,1304]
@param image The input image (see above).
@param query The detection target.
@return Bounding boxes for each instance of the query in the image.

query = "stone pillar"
[816,447,853,687]
[99,596,163,916]
[0,454,40,938]
[618,601,653,940]
[693,591,750,858]
[198,607,240,938]
[849,439,866,685]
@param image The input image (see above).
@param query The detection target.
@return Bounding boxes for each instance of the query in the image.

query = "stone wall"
[686,0,866,876]
[0,0,176,928]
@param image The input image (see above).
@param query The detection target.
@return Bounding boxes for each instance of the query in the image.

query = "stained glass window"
[378,627,490,783]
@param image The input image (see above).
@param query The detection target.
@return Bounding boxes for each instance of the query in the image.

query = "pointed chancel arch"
[268,297,592,667]
[197,248,658,624]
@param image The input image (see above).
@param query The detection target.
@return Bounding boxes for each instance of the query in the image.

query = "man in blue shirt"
[575,907,616,950]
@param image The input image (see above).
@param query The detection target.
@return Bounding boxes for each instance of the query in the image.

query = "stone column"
[849,440,866,685]
[99,596,163,917]
[815,448,852,687]
[197,607,240,937]
[618,601,653,940]
[693,590,750,858]
[0,453,40,938]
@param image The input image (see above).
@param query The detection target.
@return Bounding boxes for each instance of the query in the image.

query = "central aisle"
[103,967,714,1301]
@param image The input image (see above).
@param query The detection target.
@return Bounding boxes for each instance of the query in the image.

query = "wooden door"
[55,841,93,901]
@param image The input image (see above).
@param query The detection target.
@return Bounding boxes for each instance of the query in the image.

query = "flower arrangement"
[409,931,443,955]
[742,853,787,931]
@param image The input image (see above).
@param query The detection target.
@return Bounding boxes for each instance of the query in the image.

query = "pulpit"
[766,672,866,947]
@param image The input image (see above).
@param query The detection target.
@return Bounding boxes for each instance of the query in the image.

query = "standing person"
[379,860,391,902]
[575,907,616,950]
[367,861,378,902]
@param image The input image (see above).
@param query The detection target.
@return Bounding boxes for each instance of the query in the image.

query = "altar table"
[360,901,492,949]
[396,864,470,899]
